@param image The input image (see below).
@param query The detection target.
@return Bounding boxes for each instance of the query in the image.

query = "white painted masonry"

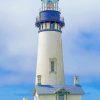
[35,31,65,85]
[34,93,82,100]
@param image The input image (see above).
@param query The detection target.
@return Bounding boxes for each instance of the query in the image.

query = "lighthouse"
[35,0,65,85]
[34,0,84,100]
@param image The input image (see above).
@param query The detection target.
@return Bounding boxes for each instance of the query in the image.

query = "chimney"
[74,75,79,86]
[37,75,41,85]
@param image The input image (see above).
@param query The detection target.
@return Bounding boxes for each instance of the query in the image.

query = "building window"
[55,23,58,29]
[49,58,57,73]
[59,94,64,100]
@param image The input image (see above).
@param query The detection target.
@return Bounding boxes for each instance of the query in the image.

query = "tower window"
[47,22,50,29]
[57,24,59,30]
[41,24,43,30]
[43,23,45,29]
[37,75,41,85]
[51,61,55,72]
[45,23,47,29]
[50,23,55,29]
[55,23,57,29]
[49,58,57,73]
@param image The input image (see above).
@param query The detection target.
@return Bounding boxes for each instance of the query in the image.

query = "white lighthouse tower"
[35,0,65,86]
[34,0,84,100]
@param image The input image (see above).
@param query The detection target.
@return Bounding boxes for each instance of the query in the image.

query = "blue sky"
[0,0,100,100]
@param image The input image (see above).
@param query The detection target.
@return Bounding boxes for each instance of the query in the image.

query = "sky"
[0,0,100,100]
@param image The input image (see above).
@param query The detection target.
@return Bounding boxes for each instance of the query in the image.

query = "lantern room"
[41,0,59,11]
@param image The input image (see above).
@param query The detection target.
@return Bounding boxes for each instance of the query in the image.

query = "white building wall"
[35,94,82,100]
[67,95,82,100]
[40,94,56,100]
[36,31,65,85]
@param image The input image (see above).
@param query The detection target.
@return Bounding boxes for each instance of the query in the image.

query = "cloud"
[59,0,100,79]
[0,0,39,85]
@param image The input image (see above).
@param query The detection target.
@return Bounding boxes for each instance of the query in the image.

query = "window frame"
[51,61,55,72]
[49,58,57,73]
[37,75,41,85]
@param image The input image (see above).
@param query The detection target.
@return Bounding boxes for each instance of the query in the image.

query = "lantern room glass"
[41,0,59,11]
